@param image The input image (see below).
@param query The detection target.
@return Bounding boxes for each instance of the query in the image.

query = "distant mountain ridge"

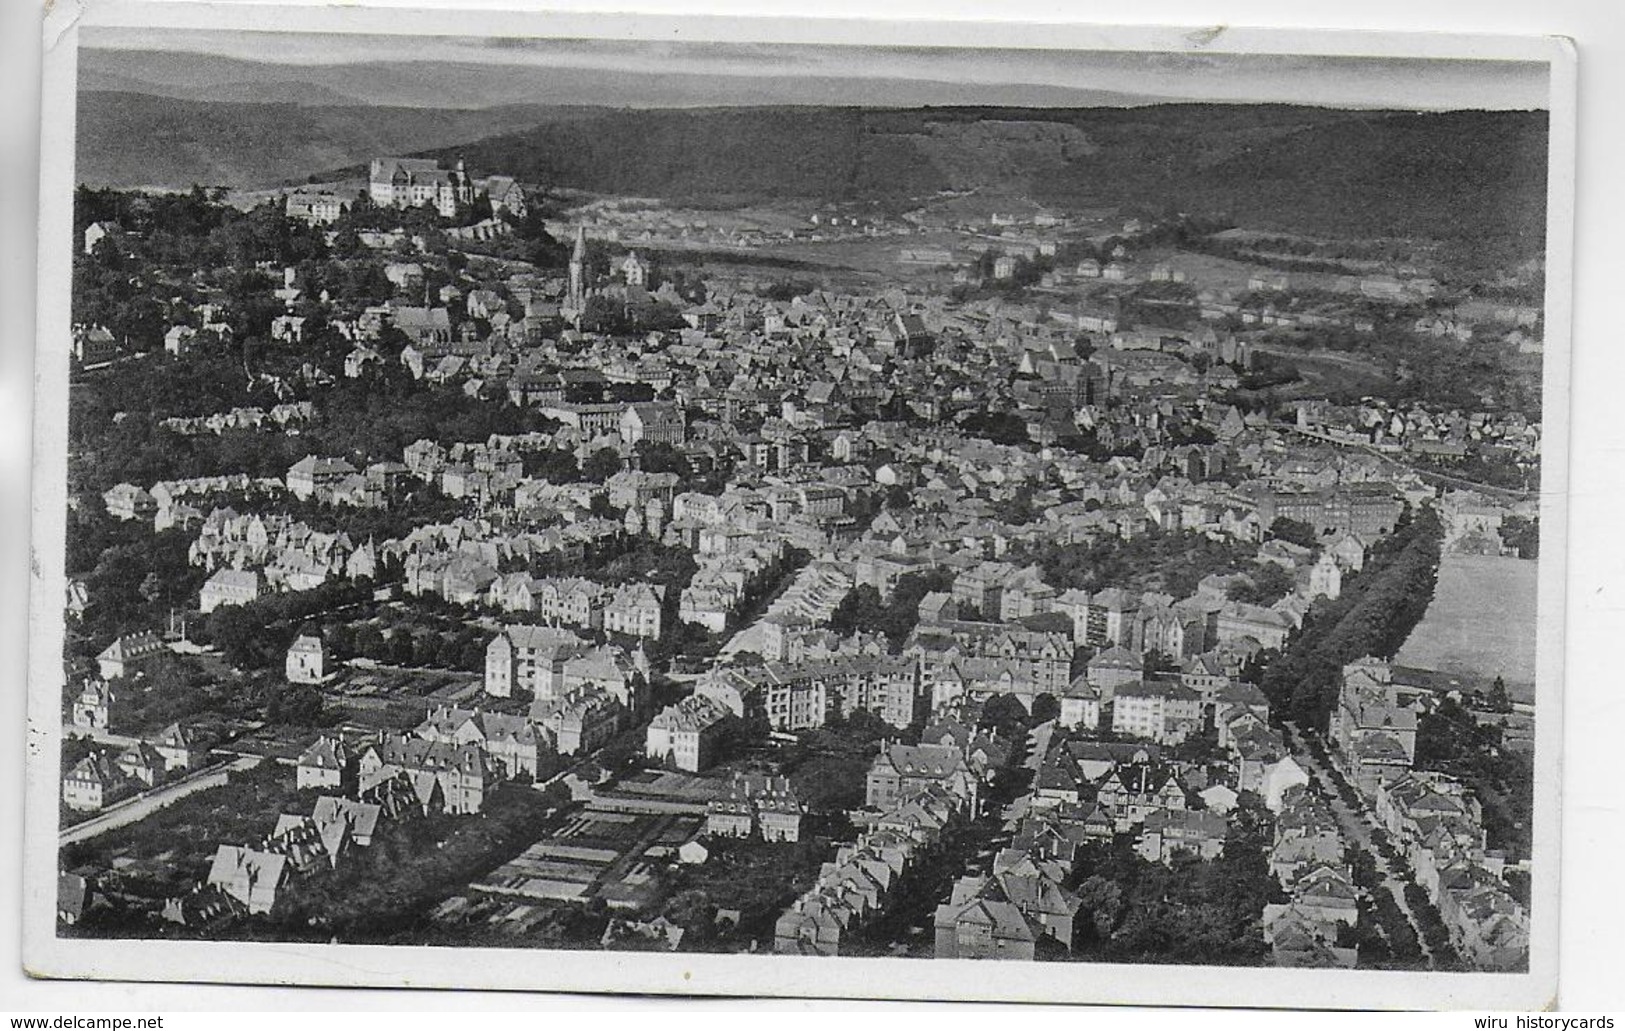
[75,92,590,190]
[80,68,366,107]
[425,104,1550,253]
[75,89,1548,258]
[79,47,1170,111]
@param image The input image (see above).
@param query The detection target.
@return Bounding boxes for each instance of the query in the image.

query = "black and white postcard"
[25,1,1576,1008]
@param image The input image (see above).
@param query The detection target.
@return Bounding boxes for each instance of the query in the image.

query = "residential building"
[150,722,203,772]
[103,483,156,522]
[645,694,731,772]
[866,743,977,812]
[1111,680,1204,745]
[63,751,121,811]
[287,455,359,501]
[1136,808,1230,863]
[484,624,587,699]
[199,568,263,614]
[603,582,666,640]
[527,686,621,756]
[1094,761,1188,832]
[312,795,384,848]
[206,844,290,915]
[96,631,166,680]
[70,677,116,731]
[1083,644,1143,700]
[296,735,351,790]
[1329,657,1419,797]
[285,635,328,685]
[1057,676,1102,731]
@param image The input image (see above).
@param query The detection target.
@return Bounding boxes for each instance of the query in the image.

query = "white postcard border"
[25,1,1577,1009]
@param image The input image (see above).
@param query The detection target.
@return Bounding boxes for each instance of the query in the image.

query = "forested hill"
[428,104,1549,255]
[74,91,592,192]
[77,92,1549,258]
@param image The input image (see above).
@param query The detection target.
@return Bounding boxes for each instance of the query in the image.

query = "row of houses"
[482,623,650,708]
[775,773,976,956]
[286,455,411,509]
[158,402,313,437]
[1328,657,1425,797]
[906,711,1092,958]
[1374,771,1530,970]
[297,731,495,816]
[694,654,928,741]
[894,532,1366,715]
[401,520,628,604]
[929,720,1241,959]
[703,774,806,843]
[483,574,666,640]
[189,509,376,588]
[176,788,403,924]
[62,722,205,812]
[906,614,1073,712]
[678,534,792,634]
[1262,785,1361,968]
[1027,738,1192,836]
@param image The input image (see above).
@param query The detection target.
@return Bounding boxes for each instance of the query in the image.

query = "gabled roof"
[313,795,382,842]
[873,743,964,780]
[204,568,262,592]
[298,735,347,770]
[499,623,587,655]
[151,722,199,751]
[1088,644,1142,670]
[97,631,165,664]
[288,634,325,655]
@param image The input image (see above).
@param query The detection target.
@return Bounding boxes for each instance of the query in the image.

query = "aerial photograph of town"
[50,28,1549,978]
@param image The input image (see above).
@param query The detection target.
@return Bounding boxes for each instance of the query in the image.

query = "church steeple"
[568,226,587,311]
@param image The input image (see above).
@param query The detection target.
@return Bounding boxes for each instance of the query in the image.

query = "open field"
[1251,343,1395,399]
[1396,554,1539,702]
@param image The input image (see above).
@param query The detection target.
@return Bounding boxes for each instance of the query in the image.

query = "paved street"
[1283,723,1433,963]
[61,723,144,750]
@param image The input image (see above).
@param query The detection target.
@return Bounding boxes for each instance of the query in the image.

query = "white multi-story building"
[199,568,263,614]
[1110,680,1204,745]
[285,635,328,684]
[369,157,474,218]
[483,624,588,699]
[645,694,731,772]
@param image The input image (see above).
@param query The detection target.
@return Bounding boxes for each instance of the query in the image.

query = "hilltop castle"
[368,157,474,218]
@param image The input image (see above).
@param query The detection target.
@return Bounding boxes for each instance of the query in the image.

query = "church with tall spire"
[561,226,589,327]
[561,225,663,329]
[568,226,587,308]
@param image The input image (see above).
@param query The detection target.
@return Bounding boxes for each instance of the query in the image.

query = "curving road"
[60,755,262,846]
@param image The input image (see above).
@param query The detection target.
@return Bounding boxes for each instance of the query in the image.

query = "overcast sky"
[81,28,1551,111]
